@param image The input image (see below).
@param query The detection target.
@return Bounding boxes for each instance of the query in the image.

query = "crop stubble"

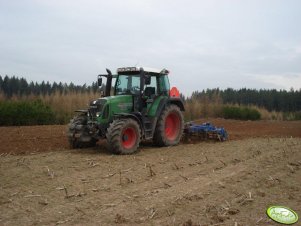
[0,119,301,225]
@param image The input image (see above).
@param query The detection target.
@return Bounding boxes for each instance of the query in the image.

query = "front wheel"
[106,118,141,154]
[153,105,184,146]
[68,114,97,148]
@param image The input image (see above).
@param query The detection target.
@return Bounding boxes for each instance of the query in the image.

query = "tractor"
[68,67,185,154]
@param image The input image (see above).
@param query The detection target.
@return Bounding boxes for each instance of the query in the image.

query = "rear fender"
[168,98,185,111]
[155,97,185,118]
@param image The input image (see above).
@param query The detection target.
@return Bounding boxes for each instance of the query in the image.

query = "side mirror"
[145,75,151,85]
[97,75,102,87]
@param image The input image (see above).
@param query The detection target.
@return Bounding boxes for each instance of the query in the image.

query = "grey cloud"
[0,0,301,94]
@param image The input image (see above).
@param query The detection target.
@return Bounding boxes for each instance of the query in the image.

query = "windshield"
[115,75,140,95]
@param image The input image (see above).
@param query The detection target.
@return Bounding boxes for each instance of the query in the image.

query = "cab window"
[158,75,170,95]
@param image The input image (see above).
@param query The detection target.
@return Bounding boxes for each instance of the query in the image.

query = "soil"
[0,119,301,225]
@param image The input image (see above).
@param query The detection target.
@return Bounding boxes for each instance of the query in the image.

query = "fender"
[168,98,185,111]
[113,113,144,135]
[155,97,185,118]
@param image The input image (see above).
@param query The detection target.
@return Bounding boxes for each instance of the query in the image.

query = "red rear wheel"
[165,113,180,141]
[122,127,137,149]
[153,104,184,146]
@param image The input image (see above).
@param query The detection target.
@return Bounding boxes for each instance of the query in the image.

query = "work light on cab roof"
[117,66,169,75]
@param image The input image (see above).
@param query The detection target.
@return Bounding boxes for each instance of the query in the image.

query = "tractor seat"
[144,87,156,98]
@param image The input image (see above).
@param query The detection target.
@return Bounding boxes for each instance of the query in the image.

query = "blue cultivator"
[184,122,228,141]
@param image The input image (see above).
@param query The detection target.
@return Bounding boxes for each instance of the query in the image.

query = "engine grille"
[89,99,107,118]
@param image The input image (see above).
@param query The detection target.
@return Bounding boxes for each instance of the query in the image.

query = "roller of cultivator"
[184,122,228,142]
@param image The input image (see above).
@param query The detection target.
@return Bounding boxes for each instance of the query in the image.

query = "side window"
[158,75,170,95]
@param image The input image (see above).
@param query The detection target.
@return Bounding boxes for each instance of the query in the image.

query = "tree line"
[0,75,99,97]
[1,75,300,112]
[187,88,301,112]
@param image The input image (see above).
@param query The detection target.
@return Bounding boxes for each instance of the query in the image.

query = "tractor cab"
[118,67,172,112]
[115,67,170,96]
[98,67,170,108]
[98,67,173,113]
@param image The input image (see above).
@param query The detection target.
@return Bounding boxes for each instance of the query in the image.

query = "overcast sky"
[0,0,301,95]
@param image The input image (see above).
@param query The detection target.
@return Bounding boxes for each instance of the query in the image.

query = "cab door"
[143,75,157,112]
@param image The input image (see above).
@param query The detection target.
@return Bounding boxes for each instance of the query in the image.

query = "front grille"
[89,99,107,118]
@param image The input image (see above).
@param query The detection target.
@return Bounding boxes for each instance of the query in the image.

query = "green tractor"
[68,67,185,154]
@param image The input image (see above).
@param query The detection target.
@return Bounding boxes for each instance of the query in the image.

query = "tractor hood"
[88,95,133,120]
[105,95,133,114]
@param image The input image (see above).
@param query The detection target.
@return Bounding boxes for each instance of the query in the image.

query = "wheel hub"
[122,127,137,149]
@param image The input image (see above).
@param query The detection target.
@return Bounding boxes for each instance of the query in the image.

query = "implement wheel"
[106,118,141,154]
[153,104,184,146]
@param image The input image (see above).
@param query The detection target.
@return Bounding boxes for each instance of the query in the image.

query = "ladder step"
[143,117,153,139]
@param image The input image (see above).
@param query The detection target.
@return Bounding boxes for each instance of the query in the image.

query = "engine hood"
[105,95,133,113]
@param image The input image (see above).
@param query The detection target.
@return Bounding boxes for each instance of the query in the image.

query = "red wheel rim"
[165,113,180,141]
[122,127,137,149]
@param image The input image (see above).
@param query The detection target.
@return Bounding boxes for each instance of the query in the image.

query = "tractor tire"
[153,104,184,147]
[68,114,97,149]
[106,118,141,155]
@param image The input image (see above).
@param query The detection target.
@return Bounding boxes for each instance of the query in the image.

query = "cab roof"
[117,67,169,75]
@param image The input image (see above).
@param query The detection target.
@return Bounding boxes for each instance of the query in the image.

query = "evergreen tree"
[0,75,300,112]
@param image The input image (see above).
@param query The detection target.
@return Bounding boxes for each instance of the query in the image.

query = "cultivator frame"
[184,122,228,141]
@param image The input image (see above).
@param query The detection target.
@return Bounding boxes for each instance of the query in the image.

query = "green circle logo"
[267,206,298,224]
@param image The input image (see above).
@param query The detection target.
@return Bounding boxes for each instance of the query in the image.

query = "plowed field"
[0,119,301,225]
